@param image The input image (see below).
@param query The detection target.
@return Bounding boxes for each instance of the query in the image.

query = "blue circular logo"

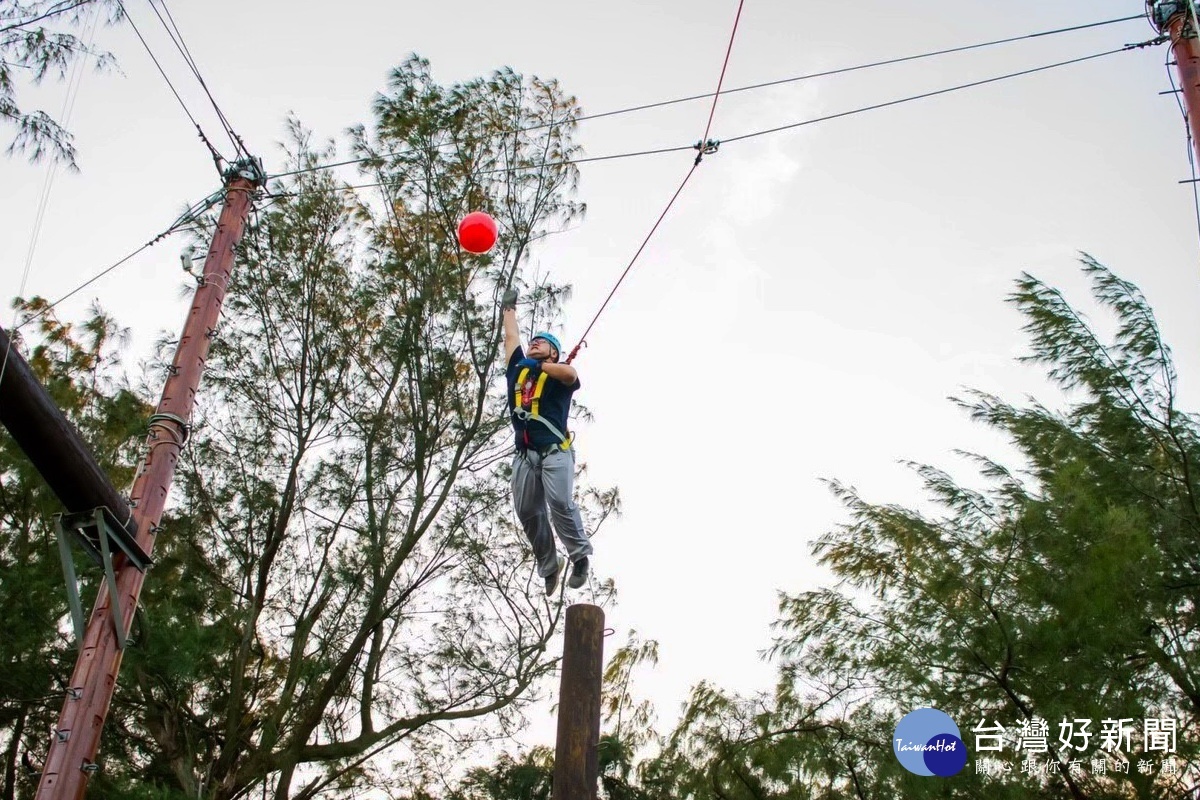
[893,708,967,777]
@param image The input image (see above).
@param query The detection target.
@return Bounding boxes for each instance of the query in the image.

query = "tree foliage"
[0,301,150,800]
[0,0,123,167]
[432,632,659,800]
[1,55,615,800]
[78,56,616,800]
[638,255,1200,799]
[442,256,1200,800]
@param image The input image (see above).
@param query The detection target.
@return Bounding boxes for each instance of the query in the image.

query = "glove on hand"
[517,357,539,370]
[501,287,518,310]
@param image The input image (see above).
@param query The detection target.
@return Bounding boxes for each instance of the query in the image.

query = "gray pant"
[512,448,592,577]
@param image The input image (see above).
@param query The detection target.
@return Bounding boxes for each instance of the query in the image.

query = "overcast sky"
[4,0,1199,747]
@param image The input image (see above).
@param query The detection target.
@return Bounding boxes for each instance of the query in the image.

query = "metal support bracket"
[1152,1,1192,31]
[54,507,151,651]
[692,138,721,165]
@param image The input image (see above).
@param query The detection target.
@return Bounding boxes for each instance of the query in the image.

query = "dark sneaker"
[567,556,589,589]
[545,556,566,596]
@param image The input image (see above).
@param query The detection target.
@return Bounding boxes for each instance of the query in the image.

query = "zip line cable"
[5,38,1149,354]
[721,44,1140,145]
[541,37,1150,363]
[268,13,1144,182]
[13,189,224,331]
[267,143,697,197]
[531,13,1146,135]
[21,244,155,322]
[278,42,1142,200]
[564,0,745,364]
[0,18,1149,372]
[114,0,227,169]
[147,0,240,154]
[148,0,249,159]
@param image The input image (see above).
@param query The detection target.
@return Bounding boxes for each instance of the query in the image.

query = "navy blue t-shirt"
[506,346,580,449]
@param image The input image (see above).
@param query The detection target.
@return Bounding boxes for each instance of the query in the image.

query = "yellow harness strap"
[513,366,572,450]
[530,371,549,420]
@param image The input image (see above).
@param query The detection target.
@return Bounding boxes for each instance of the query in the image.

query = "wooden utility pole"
[1151,1,1200,164]
[553,603,605,800]
[35,156,264,800]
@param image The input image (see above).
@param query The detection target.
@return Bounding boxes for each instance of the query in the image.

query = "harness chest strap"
[513,366,572,450]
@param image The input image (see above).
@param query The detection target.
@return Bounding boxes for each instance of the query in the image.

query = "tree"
[0,301,151,800]
[1,0,123,167]
[636,256,1200,799]
[434,632,660,800]
[84,56,616,800]
[447,749,555,800]
[596,633,660,800]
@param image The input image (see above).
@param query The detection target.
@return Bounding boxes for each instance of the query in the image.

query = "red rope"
[565,163,698,364]
[565,0,746,364]
[701,0,746,148]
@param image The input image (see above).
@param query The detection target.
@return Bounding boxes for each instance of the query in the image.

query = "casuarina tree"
[1,0,123,167]
[0,302,150,800]
[68,56,617,800]
[634,256,1200,799]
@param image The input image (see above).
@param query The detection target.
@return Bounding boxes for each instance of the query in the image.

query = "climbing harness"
[511,365,574,452]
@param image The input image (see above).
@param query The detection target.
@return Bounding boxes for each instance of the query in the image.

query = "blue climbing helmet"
[531,332,562,361]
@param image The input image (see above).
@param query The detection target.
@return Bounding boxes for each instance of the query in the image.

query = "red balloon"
[458,211,498,254]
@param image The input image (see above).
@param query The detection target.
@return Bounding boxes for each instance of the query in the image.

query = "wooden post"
[553,603,605,800]
[35,157,264,800]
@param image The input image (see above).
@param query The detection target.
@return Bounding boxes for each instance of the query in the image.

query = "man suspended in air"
[501,287,592,595]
